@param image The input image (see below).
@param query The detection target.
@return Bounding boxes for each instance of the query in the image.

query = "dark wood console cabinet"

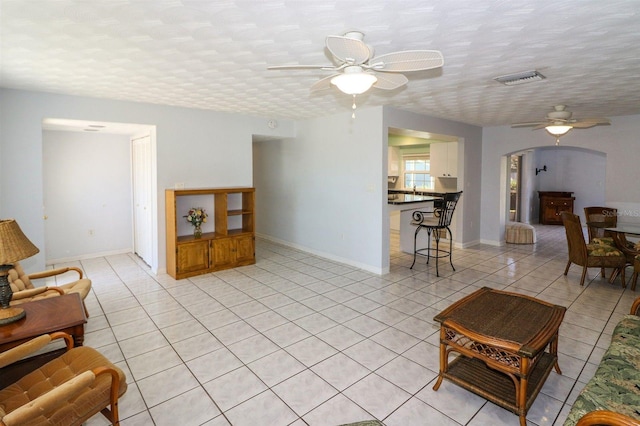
[538,191,575,225]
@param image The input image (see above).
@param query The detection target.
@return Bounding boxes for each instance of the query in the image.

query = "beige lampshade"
[0,219,40,264]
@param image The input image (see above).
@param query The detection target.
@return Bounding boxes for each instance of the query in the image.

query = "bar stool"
[410,191,462,276]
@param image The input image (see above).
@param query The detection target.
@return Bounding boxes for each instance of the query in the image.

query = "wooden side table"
[0,294,87,388]
[433,287,566,426]
[0,293,87,351]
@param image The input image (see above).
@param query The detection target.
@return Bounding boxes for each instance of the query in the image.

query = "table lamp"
[0,219,40,325]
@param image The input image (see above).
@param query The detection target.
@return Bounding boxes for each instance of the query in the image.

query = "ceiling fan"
[268,31,444,116]
[511,105,611,145]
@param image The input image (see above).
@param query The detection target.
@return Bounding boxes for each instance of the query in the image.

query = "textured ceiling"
[2,0,640,127]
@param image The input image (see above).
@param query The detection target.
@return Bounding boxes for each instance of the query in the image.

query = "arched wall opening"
[499,145,607,240]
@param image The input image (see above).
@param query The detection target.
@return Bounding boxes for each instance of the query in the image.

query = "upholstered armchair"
[8,262,91,315]
[0,332,127,425]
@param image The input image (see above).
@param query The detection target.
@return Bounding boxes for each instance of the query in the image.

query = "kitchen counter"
[388,193,442,254]
[389,189,444,196]
[388,193,441,205]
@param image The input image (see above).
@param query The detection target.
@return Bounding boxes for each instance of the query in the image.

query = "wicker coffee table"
[433,287,566,426]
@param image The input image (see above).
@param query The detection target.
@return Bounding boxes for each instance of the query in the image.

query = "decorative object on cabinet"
[166,187,255,279]
[0,219,40,325]
[184,207,208,238]
[538,191,574,225]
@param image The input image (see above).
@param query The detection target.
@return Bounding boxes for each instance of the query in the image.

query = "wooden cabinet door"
[543,205,558,224]
[177,241,209,274]
[235,235,255,264]
[212,238,234,268]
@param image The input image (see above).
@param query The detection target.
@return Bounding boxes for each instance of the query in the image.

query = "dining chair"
[632,255,640,291]
[561,212,627,286]
[0,332,127,426]
[8,262,92,316]
[410,191,462,277]
[583,206,617,244]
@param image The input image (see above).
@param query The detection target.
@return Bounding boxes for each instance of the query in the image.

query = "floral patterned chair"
[584,206,618,245]
[561,212,626,287]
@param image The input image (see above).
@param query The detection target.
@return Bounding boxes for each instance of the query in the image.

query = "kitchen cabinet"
[166,187,255,279]
[430,142,458,178]
[538,191,574,225]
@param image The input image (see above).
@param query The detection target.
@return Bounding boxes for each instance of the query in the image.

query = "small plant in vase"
[184,207,208,238]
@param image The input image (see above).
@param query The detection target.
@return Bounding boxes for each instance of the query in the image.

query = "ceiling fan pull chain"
[352,95,357,119]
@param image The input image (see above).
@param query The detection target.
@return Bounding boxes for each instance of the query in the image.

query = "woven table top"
[434,287,566,357]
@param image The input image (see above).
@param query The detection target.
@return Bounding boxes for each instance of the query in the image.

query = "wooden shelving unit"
[166,187,255,279]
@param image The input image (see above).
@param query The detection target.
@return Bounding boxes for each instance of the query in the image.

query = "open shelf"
[166,187,255,279]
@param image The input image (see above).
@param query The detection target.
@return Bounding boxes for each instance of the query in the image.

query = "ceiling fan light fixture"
[331,67,377,95]
[545,124,572,136]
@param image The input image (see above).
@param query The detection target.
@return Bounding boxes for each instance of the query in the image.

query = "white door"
[132,135,153,265]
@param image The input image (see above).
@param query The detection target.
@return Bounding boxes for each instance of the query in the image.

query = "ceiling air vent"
[494,70,546,86]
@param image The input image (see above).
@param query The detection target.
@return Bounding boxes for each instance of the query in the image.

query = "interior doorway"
[41,118,158,272]
[509,155,522,222]
[132,134,153,266]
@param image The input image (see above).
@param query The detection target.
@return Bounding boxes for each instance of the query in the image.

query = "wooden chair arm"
[0,332,73,369]
[631,297,640,315]
[10,286,64,300]
[576,410,640,426]
[28,266,83,280]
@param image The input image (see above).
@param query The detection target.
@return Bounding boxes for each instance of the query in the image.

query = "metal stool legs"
[410,225,455,277]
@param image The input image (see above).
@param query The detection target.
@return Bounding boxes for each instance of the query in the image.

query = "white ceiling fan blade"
[373,72,408,90]
[326,35,371,65]
[572,119,611,128]
[310,74,339,92]
[369,50,444,72]
[511,122,546,128]
[268,64,338,71]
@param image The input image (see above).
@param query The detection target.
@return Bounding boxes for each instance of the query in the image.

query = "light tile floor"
[45,224,637,425]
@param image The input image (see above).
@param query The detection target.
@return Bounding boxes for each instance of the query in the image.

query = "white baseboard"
[256,233,385,275]
[46,248,132,266]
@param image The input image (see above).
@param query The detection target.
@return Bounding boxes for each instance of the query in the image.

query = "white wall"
[0,88,295,273]
[535,147,606,223]
[43,130,133,262]
[482,115,640,245]
[254,107,387,272]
